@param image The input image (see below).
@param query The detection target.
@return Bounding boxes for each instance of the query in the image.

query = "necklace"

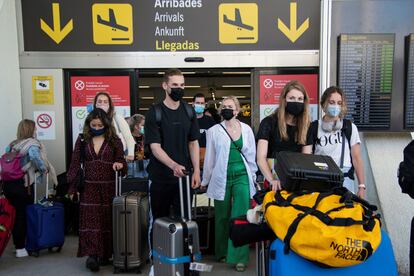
[226,122,238,133]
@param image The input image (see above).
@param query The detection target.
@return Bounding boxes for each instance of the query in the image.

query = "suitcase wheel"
[29,251,39,257]
[47,246,62,253]
[113,267,121,274]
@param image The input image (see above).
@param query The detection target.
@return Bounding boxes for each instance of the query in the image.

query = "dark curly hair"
[83,108,117,146]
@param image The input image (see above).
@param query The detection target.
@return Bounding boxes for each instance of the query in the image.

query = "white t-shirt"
[313,120,360,169]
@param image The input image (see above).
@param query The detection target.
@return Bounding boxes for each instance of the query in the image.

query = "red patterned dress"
[68,136,127,259]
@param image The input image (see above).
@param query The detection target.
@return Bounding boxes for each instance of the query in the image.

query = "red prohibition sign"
[37,113,53,129]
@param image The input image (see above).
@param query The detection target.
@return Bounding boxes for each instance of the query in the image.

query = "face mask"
[221,108,234,121]
[139,126,145,135]
[194,104,205,114]
[285,102,304,116]
[326,104,341,118]
[96,104,109,113]
[321,119,343,132]
[169,87,184,102]
[86,103,94,113]
[90,127,106,136]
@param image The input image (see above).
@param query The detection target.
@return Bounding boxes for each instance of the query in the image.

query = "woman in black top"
[256,80,312,191]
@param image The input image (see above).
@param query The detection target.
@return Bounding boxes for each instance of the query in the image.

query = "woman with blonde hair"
[308,86,365,198]
[2,119,56,258]
[256,80,312,191]
[201,96,257,272]
[127,114,148,178]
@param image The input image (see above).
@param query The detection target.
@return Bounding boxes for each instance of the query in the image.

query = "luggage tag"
[189,262,213,272]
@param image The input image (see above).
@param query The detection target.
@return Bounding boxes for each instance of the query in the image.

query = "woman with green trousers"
[201,96,257,272]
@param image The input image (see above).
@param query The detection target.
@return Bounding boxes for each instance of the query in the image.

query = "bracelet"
[358,184,366,190]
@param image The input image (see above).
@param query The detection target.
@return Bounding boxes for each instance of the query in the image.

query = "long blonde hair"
[16,119,36,140]
[274,80,310,145]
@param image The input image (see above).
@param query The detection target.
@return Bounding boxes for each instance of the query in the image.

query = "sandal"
[235,263,246,272]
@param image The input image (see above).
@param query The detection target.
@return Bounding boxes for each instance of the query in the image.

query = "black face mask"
[285,102,304,116]
[169,87,184,102]
[221,108,234,121]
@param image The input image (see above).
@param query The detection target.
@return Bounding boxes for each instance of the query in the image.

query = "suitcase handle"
[179,174,192,221]
[115,170,122,197]
[33,172,49,204]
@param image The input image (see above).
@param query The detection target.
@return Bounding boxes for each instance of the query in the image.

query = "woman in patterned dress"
[67,108,127,272]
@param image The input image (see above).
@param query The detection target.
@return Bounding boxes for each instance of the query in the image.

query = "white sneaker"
[16,248,29,258]
[148,265,154,276]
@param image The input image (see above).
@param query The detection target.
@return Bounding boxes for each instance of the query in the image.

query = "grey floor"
[0,235,257,276]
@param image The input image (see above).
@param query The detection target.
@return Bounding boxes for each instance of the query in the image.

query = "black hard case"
[275,151,344,192]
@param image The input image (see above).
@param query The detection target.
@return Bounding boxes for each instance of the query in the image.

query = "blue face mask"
[86,103,94,113]
[326,104,341,117]
[139,126,145,135]
[194,104,205,114]
[90,127,106,136]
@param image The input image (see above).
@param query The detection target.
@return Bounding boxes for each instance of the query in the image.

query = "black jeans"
[149,177,194,250]
[3,178,34,249]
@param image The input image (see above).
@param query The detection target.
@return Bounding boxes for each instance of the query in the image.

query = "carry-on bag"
[26,173,65,257]
[0,194,15,257]
[267,230,397,276]
[113,171,149,273]
[153,174,202,276]
[123,160,149,194]
[276,151,344,192]
[192,189,214,254]
[263,188,381,267]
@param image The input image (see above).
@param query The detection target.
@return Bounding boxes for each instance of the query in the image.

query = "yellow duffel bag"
[263,187,381,267]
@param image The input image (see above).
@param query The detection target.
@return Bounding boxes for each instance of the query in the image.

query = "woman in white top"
[307,86,365,198]
[201,96,257,272]
[93,92,135,161]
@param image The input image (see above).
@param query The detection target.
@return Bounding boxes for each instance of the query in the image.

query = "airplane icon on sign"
[223,8,254,30]
[97,8,128,31]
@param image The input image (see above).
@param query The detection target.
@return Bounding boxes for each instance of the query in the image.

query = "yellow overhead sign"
[92,4,133,45]
[278,2,309,43]
[40,3,73,44]
[219,3,258,44]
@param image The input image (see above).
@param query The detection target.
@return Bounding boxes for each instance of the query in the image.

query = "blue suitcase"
[267,230,397,276]
[26,174,65,257]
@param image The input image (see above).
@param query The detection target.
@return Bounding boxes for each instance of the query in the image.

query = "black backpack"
[310,119,355,180]
[398,140,414,198]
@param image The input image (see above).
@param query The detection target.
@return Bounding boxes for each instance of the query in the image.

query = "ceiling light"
[139,107,150,110]
[139,85,150,88]
[222,96,247,99]
[182,72,196,74]
[185,85,201,88]
[182,96,194,99]
[141,96,154,100]
[222,85,251,88]
[222,72,251,75]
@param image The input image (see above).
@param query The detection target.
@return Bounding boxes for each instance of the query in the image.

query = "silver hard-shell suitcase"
[153,175,201,276]
[112,171,149,273]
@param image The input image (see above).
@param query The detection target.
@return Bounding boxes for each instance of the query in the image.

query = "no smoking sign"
[34,111,55,140]
[36,113,53,129]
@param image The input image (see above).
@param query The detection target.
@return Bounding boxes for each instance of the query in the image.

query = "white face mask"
[96,104,109,113]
